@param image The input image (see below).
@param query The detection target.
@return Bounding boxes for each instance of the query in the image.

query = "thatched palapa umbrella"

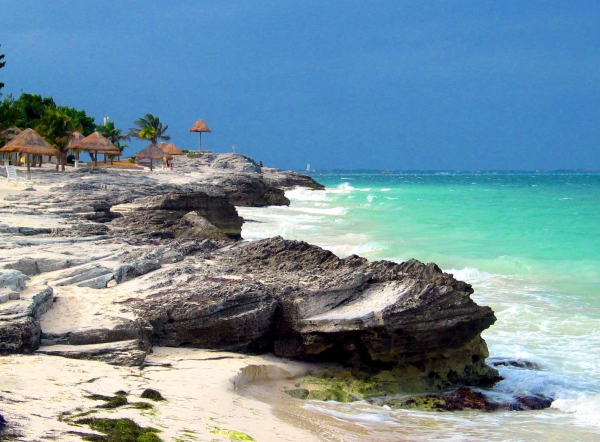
[0,127,23,165]
[0,128,58,180]
[134,143,167,171]
[161,143,184,168]
[162,143,184,156]
[67,131,85,168]
[189,119,211,152]
[74,132,121,167]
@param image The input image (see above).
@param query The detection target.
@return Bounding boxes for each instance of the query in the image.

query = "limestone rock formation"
[110,191,243,240]
[0,284,53,352]
[130,237,499,390]
[210,153,262,173]
[262,167,325,190]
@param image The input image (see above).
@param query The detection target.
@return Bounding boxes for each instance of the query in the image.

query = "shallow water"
[238,173,600,440]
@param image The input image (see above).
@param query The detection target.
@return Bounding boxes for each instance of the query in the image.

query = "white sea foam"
[330,182,355,193]
[445,267,496,285]
[380,188,391,191]
[304,404,396,423]
[351,242,389,255]
[294,206,348,216]
[552,392,600,426]
[285,187,328,202]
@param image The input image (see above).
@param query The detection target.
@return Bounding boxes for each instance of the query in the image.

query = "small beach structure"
[162,143,184,156]
[134,143,167,171]
[161,143,184,168]
[67,131,85,168]
[0,128,58,180]
[189,119,211,152]
[74,131,121,167]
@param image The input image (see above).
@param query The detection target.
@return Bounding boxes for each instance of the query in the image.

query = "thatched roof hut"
[162,143,184,156]
[189,119,211,152]
[0,128,58,156]
[135,143,165,160]
[189,120,211,133]
[0,128,58,179]
[67,131,85,149]
[74,132,120,155]
[74,132,121,167]
[134,143,168,171]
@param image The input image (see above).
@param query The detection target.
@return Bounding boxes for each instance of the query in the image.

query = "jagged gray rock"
[129,237,499,388]
[36,339,147,366]
[0,285,53,352]
[110,191,243,240]
[0,269,29,292]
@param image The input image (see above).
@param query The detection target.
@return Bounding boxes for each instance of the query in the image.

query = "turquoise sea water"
[238,173,600,441]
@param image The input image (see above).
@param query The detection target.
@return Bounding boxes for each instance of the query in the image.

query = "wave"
[552,392,600,426]
[285,187,328,202]
[295,206,348,216]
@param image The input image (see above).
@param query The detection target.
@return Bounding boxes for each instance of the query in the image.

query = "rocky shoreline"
[0,153,544,440]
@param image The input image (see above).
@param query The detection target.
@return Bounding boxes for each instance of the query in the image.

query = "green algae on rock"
[140,388,166,401]
[209,427,254,441]
[75,417,162,441]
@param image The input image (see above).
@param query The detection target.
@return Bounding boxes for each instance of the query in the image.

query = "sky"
[1,1,599,171]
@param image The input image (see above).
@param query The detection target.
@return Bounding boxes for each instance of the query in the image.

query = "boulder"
[113,260,161,284]
[110,191,243,239]
[0,285,54,352]
[130,237,499,390]
[36,339,147,366]
[173,212,230,241]
[0,269,29,292]
[262,167,325,190]
[211,153,262,173]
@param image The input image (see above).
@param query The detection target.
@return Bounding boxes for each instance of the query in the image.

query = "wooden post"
[94,150,98,167]
[26,153,31,180]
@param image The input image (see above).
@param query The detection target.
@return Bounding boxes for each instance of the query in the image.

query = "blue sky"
[1,1,598,171]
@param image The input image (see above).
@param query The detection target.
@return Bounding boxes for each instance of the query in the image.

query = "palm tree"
[129,113,170,144]
[98,121,129,162]
[35,108,80,171]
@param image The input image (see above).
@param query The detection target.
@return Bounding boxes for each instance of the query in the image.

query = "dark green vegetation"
[0,45,170,161]
[58,391,161,441]
[74,418,162,442]
[129,114,170,144]
[140,389,166,401]
[84,391,154,410]
[97,120,128,158]
[209,427,254,441]
[285,369,553,412]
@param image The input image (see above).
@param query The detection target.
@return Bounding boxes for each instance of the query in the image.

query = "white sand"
[0,164,332,441]
[0,348,323,441]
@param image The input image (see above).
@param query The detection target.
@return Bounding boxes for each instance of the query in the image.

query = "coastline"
[2,157,582,440]
[0,348,323,441]
[240,173,600,439]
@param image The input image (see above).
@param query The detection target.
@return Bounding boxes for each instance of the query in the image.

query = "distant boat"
[306,163,311,172]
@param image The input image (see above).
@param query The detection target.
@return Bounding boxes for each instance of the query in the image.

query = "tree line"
[0,44,171,170]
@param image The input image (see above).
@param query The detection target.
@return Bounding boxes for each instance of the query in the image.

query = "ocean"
[237,173,600,441]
